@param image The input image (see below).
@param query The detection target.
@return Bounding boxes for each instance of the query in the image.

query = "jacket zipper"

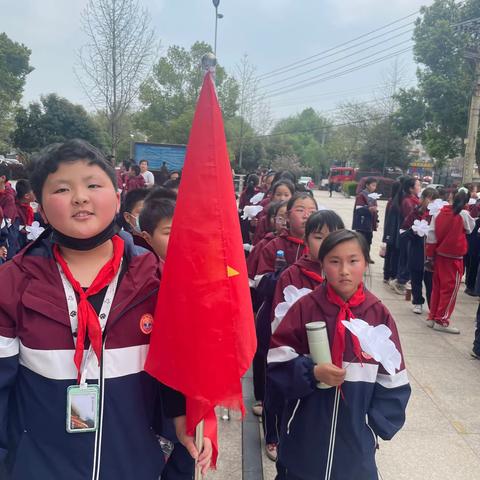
[286,399,301,435]
[366,422,378,449]
[90,288,157,478]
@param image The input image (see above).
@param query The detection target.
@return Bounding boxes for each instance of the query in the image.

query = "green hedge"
[342,181,358,196]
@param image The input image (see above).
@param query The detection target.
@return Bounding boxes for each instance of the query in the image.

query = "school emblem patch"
[140,313,154,335]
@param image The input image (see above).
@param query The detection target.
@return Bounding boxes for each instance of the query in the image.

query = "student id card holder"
[66,383,100,433]
[59,261,121,434]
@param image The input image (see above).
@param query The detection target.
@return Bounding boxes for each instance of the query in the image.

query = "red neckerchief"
[18,201,34,226]
[285,235,310,255]
[53,235,124,382]
[300,267,323,283]
[326,283,365,368]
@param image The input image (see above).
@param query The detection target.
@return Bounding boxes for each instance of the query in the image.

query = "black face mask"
[49,219,120,251]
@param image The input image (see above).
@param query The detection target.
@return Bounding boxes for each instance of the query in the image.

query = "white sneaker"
[391,280,406,295]
[426,320,434,328]
[433,323,460,334]
[413,304,423,315]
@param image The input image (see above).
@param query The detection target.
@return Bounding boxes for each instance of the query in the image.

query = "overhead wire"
[257,10,419,79]
[263,45,413,98]
[259,23,414,87]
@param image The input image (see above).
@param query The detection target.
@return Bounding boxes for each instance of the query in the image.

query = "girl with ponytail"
[426,189,475,334]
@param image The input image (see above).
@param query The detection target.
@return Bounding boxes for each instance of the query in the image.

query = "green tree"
[136,41,239,143]
[359,119,411,171]
[395,0,480,166]
[12,94,105,153]
[0,33,33,153]
[225,116,266,172]
[266,108,332,176]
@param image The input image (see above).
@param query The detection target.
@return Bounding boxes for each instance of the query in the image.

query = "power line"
[253,115,390,139]
[257,10,419,79]
[259,23,413,85]
[263,45,412,98]
[259,27,413,90]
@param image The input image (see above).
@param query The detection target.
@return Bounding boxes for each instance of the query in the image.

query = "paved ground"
[207,190,480,480]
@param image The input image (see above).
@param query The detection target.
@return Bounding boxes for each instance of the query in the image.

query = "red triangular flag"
[144,71,257,466]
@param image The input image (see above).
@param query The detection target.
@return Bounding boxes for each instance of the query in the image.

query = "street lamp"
[212,0,223,55]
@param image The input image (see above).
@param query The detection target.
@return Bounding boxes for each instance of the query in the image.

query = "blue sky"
[1,0,435,122]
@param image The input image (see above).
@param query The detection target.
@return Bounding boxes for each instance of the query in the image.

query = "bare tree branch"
[75,0,157,155]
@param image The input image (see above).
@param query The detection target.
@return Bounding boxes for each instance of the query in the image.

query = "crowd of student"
[351,174,480,347]
[240,170,410,480]
[2,137,478,479]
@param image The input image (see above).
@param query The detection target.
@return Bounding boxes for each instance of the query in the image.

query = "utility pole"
[453,17,480,184]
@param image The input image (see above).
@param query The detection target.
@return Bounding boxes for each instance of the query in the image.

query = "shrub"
[343,181,358,197]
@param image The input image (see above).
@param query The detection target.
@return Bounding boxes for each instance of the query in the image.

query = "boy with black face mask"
[0,139,211,479]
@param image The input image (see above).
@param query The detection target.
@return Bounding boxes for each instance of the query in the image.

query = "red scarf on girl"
[53,235,124,382]
[286,235,310,255]
[326,283,365,368]
[300,267,323,283]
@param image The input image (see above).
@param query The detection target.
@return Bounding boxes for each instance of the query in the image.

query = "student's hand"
[0,246,7,260]
[174,415,212,476]
[424,258,434,272]
[369,206,378,213]
[314,363,346,387]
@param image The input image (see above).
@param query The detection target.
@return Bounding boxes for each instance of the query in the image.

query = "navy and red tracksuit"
[0,231,185,480]
[396,195,420,285]
[426,206,475,326]
[263,256,324,445]
[382,199,401,281]
[402,206,432,306]
[352,189,378,250]
[268,285,410,480]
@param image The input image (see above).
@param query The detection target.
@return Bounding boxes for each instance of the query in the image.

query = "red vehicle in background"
[328,166,357,191]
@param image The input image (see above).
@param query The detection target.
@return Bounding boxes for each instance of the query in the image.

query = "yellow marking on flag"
[227,266,240,278]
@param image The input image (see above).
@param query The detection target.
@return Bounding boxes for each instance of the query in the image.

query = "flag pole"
[194,419,205,480]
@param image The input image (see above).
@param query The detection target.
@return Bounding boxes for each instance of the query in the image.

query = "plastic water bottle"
[274,250,287,271]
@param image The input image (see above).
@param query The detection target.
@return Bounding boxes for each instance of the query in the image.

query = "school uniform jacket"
[0,231,171,480]
[268,285,410,480]
[426,205,475,259]
[255,231,306,279]
[271,256,323,332]
[246,232,275,283]
[352,189,378,232]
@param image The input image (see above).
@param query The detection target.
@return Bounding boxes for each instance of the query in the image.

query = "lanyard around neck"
[57,261,122,385]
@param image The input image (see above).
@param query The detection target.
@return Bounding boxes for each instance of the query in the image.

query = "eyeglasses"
[275,216,287,224]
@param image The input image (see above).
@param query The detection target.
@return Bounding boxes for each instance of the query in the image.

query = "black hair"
[15,179,32,199]
[145,186,177,202]
[122,189,149,214]
[122,159,131,170]
[318,229,371,264]
[390,181,401,201]
[118,188,150,231]
[245,174,260,197]
[365,177,377,186]
[0,163,9,182]
[266,200,287,219]
[270,170,296,189]
[130,164,141,176]
[421,187,439,201]
[163,178,180,190]
[29,139,117,203]
[392,175,418,212]
[139,159,148,165]
[139,197,176,235]
[305,210,345,238]
[272,179,295,198]
[286,192,318,211]
[452,190,470,215]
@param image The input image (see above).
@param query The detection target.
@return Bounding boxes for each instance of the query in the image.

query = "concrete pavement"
[207,190,480,480]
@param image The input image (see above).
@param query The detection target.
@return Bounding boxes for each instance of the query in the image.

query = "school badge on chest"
[140,313,154,335]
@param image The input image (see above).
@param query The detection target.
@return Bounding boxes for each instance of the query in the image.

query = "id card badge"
[66,384,100,433]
